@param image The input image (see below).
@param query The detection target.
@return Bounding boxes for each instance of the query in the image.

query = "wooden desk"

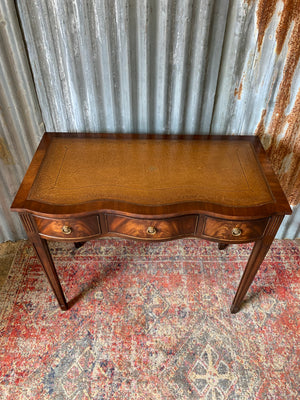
[11,133,292,313]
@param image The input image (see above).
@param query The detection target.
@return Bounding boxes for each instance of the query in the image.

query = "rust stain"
[0,138,13,165]
[275,0,299,55]
[256,0,277,52]
[234,78,243,100]
[256,0,300,55]
[267,11,300,151]
[255,109,267,140]
[276,88,300,204]
[255,2,300,205]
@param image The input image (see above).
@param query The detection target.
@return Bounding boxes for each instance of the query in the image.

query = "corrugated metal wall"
[1,0,299,241]
[0,0,44,241]
[15,0,230,134]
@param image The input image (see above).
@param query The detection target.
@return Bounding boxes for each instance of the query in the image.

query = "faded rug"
[0,238,299,399]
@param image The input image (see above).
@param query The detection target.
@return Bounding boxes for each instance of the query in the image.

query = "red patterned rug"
[0,238,299,399]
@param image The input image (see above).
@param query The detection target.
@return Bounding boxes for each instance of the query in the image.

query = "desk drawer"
[202,217,269,242]
[33,215,100,240]
[106,214,197,240]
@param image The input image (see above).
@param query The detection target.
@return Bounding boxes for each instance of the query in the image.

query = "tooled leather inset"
[28,138,274,207]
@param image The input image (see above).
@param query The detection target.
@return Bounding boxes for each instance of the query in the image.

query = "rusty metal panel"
[210,0,300,238]
[212,0,300,209]
[1,0,299,240]
[0,0,44,242]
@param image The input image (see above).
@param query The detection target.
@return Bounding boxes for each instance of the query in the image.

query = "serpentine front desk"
[11,133,292,313]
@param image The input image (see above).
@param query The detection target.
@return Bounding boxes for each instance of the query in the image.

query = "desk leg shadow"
[74,242,85,249]
[218,243,229,250]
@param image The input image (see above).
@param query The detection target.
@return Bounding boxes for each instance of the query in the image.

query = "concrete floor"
[1,239,300,290]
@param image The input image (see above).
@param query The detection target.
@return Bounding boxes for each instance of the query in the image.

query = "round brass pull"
[62,225,72,235]
[232,227,242,237]
[147,226,156,235]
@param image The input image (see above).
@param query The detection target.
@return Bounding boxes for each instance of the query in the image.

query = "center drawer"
[105,214,198,240]
[33,214,101,240]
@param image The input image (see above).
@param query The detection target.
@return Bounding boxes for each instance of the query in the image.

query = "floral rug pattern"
[0,238,299,399]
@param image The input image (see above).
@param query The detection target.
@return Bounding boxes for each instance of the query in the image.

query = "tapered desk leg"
[230,216,283,313]
[20,213,68,311]
[31,237,68,310]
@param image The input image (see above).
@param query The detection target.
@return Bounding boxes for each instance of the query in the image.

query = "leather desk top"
[11,132,291,219]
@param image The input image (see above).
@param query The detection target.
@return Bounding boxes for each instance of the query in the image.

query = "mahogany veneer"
[11,133,292,313]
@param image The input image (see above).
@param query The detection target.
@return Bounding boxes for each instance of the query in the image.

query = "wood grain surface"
[105,214,197,240]
[11,133,292,219]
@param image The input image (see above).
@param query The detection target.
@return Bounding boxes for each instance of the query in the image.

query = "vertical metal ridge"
[153,0,173,132]
[136,0,149,132]
[184,0,212,134]
[92,0,116,131]
[203,0,230,134]
[70,0,100,130]
[115,0,133,131]
[168,0,193,134]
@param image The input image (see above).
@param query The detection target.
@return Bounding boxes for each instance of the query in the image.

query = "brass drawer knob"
[62,225,72,235]
[232,227,242,237]
[147,226,156,235]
